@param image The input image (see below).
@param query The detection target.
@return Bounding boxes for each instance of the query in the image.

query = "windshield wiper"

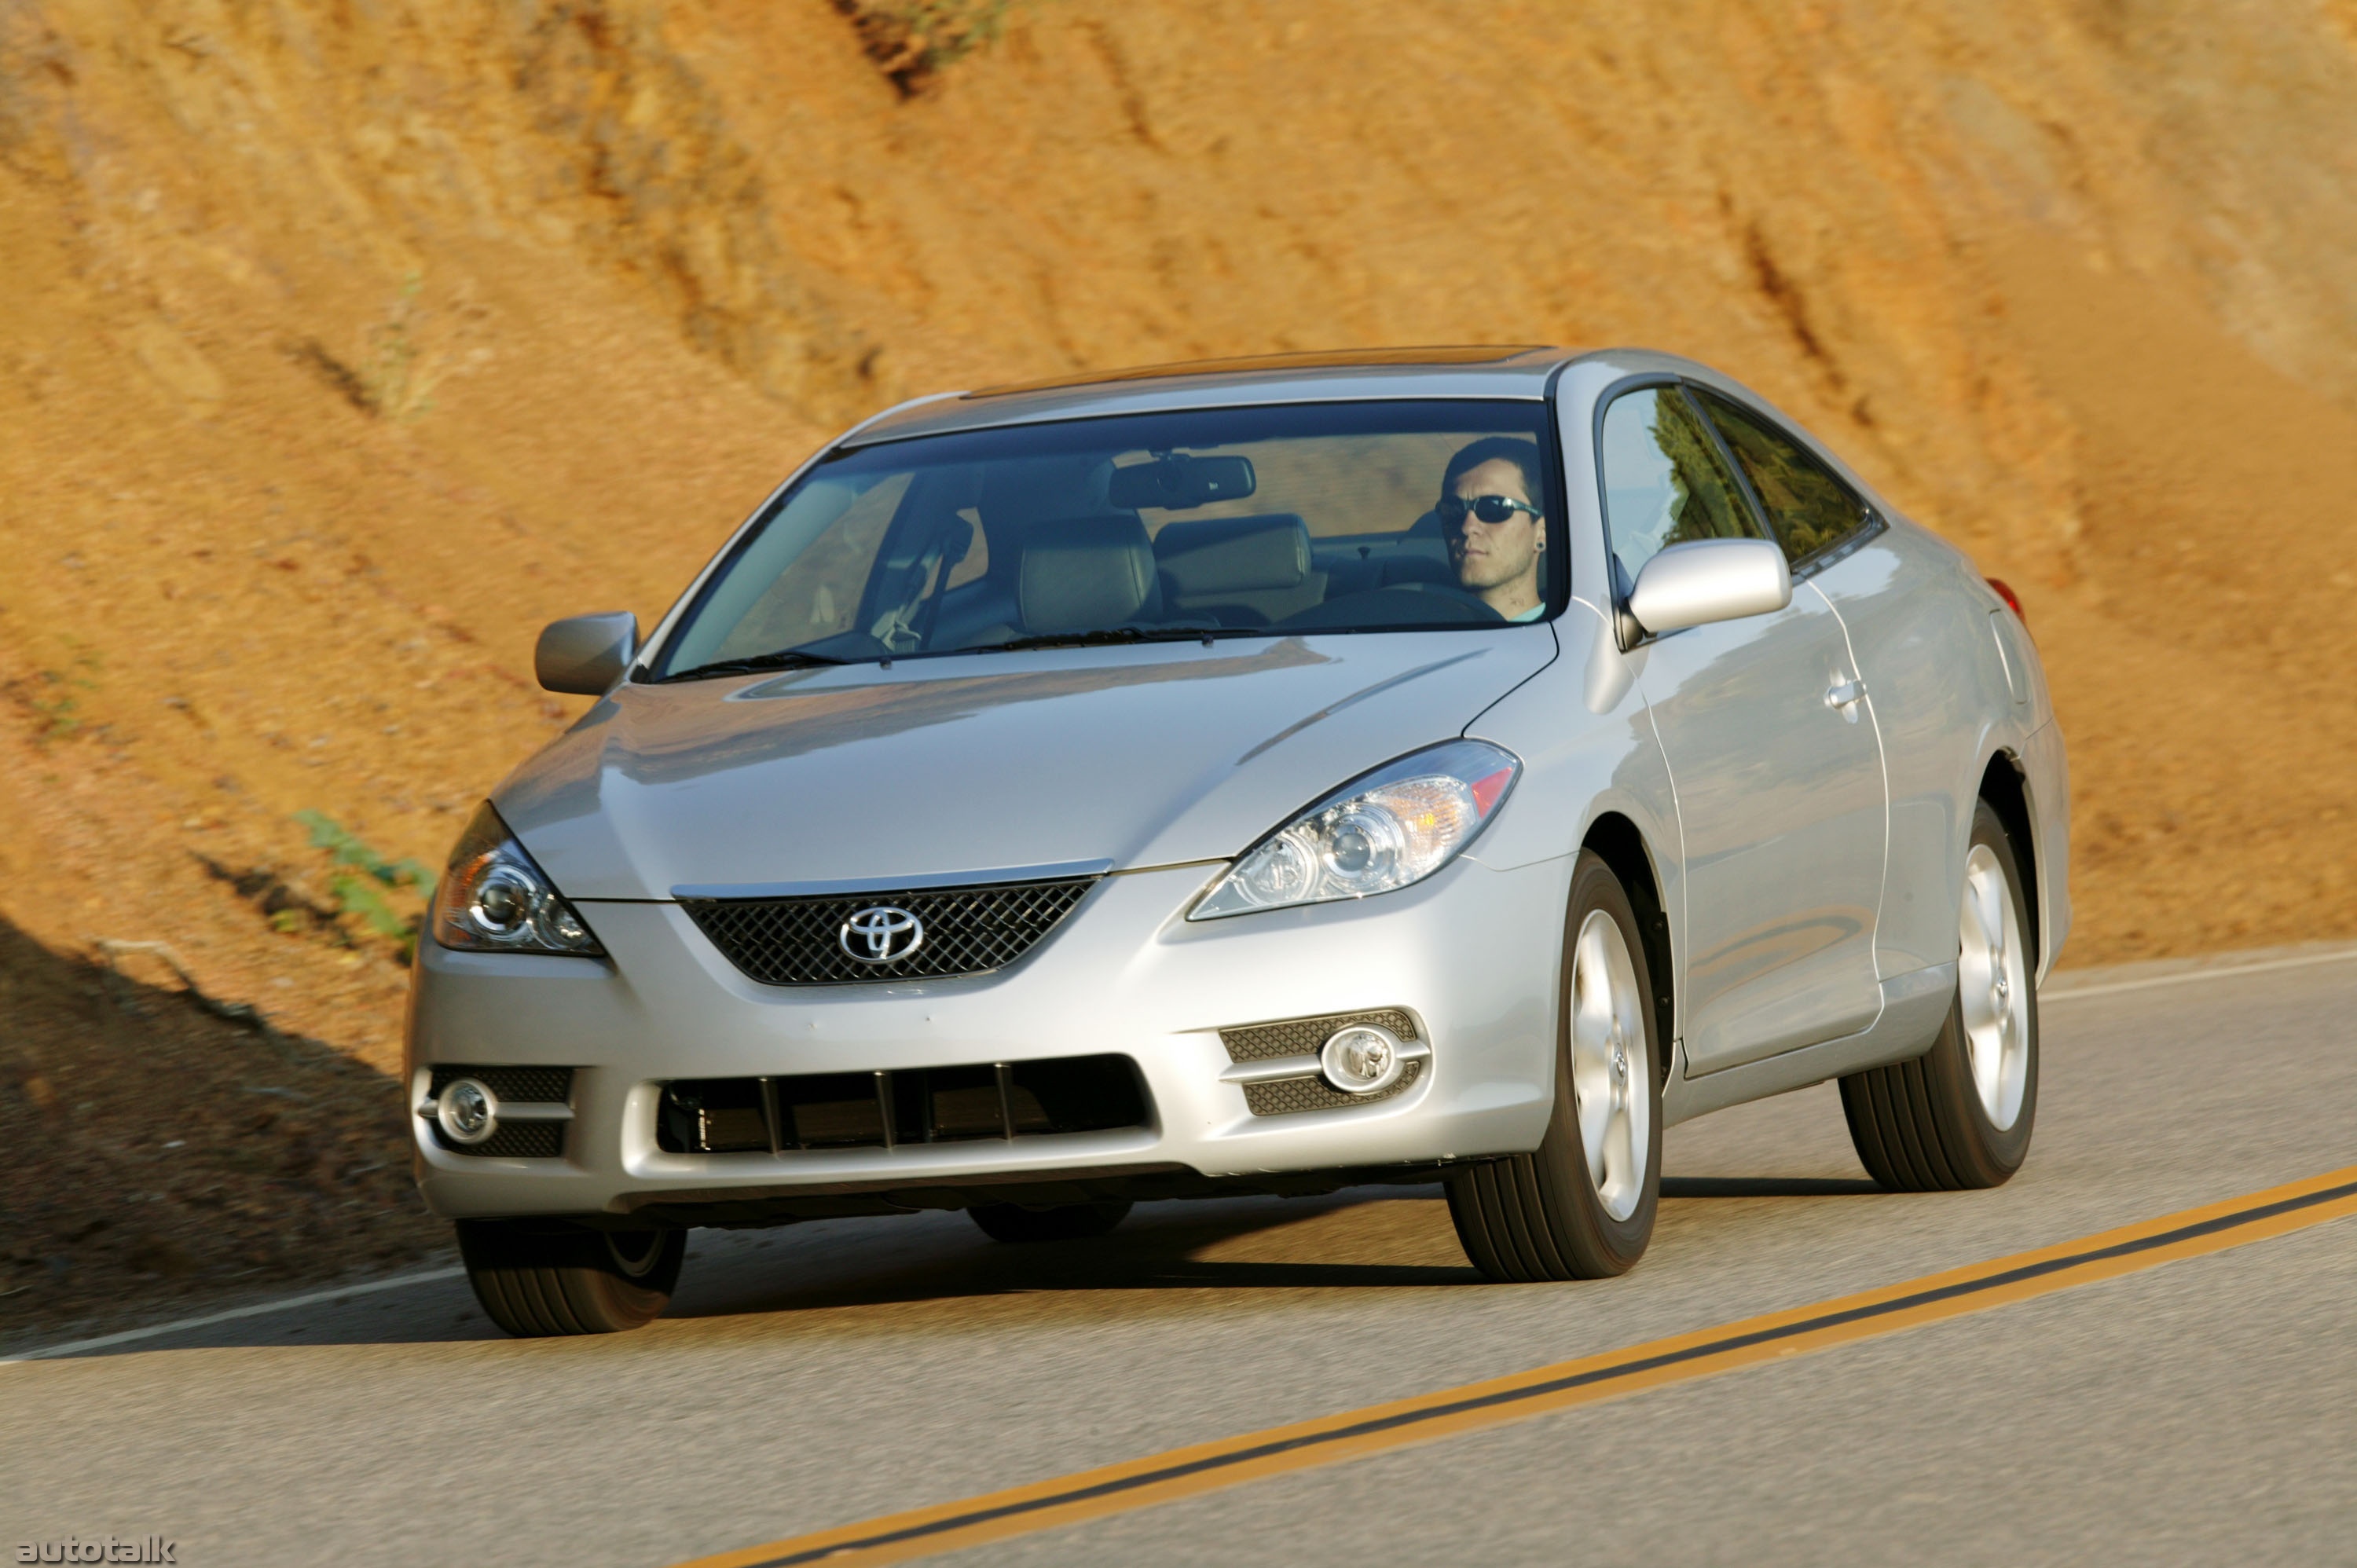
[978,627,1248,654]
[656,648,854,682]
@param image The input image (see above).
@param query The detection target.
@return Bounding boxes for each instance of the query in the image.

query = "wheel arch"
[1581,810,1676,1082]
[1976,749,2040,968]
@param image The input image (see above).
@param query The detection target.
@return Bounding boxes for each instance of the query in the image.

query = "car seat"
[1153,513,1325,626]
[1017,515,1165,634]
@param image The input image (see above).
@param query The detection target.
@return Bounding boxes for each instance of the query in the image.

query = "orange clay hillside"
[4,1,2357,1324]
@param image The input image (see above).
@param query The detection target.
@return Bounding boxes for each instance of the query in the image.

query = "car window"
[1690,390,1868,568]
[656,400,1563,676]
[1597,386,1763,593]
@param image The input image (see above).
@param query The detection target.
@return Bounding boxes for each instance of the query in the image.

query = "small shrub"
[294,810,434,895]
[836,0,1016,94]
[291,811,436,957]
[22,647,101,742]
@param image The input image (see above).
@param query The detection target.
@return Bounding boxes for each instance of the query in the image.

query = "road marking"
[2043,943,2357,1002]
[0,1265,465,1365]
[677,1166,2357,1568]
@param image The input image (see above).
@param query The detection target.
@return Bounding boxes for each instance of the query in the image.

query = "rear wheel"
[1841,799,2038,1190]
[1447,850,1661,1280]
[457,1220,686,1337]
[968,1201,1132,1244]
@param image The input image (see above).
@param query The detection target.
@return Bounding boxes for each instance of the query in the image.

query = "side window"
[1597,386,1764,592]
[1691,390,1869,568]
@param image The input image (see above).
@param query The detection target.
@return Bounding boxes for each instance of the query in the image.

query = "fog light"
[1320,1024,1406,1095]
[437,1077,500,1145]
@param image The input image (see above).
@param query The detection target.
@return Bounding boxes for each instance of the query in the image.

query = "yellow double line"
[680,1165,2357,1568]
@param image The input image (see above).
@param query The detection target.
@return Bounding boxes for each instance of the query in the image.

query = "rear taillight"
[1986,577,2026,628]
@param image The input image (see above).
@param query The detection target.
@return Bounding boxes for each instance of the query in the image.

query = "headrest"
[1153,513,1310,597]
[1018,515,1157,633]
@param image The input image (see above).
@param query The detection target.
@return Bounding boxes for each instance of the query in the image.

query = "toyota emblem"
[840,906,924,965]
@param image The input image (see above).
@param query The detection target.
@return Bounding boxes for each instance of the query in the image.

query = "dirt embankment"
[0,925,445,1339]
[4,0,2357,1334]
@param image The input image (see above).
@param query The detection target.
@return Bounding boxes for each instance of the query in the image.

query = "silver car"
[407,346,2067,1336]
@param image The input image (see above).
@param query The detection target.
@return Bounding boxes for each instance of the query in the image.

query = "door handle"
[1824,678,1866,709]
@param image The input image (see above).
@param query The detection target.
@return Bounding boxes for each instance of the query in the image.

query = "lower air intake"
[1220,1009,1424,1116]
[658,1056,1149,1155]
[1244,1061,1424,1116]
[424,1065,574,1157]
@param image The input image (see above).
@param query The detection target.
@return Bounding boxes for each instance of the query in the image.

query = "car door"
[1599,383,1887,1073]
[1692,387,1999,980]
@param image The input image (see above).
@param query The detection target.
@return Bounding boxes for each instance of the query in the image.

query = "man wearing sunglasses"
[1436,437,1549,621]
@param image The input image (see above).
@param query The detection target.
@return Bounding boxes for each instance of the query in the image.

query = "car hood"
[497,630,1559,900]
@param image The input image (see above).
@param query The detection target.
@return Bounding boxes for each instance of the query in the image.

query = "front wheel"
[456,1220,686,1337]
[1840,799,2039,1190]
[1447,850,1662,1280]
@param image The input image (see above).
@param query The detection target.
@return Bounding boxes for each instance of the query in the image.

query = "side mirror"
[1626,539,1791,639]
[534,612,640,695]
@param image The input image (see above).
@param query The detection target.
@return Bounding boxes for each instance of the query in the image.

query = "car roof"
[841,345,1607,448]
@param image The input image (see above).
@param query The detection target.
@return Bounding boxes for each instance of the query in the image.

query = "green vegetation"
[27,647,101,741]
[291,811,435,954]
[1693,391,1861,565]
[838,0,1018,93]
[1649,394,1751,545]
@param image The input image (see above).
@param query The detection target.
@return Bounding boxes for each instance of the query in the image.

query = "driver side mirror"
[1625,539,1791,643]
[535,611,640,695]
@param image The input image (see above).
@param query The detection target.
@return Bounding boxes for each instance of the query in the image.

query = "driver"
[1437,438,1549,621]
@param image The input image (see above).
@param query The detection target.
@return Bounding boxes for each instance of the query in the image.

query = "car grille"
[1244,1061,1423,1116]
[443,1121,566,1159]
[425,1065,574,1157]
[657,1056,1149,1154]
[1219,1009,1420,1062]
[680,876,1098,986]
[428,1065,574,1105]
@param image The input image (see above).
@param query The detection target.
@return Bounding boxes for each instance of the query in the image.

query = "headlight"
[1190,739,1520,919]
[431,802,605,956]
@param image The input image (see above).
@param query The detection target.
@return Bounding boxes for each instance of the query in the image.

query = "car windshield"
[654,399,1561,677]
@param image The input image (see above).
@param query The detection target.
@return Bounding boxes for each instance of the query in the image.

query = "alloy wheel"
[1568,910,1652,1221]
[1957,842,2030,1130]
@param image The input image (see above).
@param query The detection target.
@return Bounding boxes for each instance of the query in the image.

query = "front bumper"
[405,857,1569,1222]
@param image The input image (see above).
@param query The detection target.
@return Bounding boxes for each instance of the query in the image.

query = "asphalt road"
[7,948,2356,1566]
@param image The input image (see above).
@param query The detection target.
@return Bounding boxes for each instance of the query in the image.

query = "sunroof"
[965,345,1551,399]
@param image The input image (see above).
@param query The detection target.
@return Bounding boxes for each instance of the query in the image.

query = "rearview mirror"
[1626,539,1791,639]
[535,611,640,695]
[1107,453,1256,511]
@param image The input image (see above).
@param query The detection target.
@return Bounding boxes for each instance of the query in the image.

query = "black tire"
[457,1219,686,1337]
[1841,800,2039,1191]
[1447,850,1662,1280]
[967,1201,1132,1244]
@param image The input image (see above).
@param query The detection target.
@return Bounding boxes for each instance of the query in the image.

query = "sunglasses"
[1439,494,1543,527]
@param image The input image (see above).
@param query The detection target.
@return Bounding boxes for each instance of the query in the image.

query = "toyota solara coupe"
[407,346,2067,1336]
